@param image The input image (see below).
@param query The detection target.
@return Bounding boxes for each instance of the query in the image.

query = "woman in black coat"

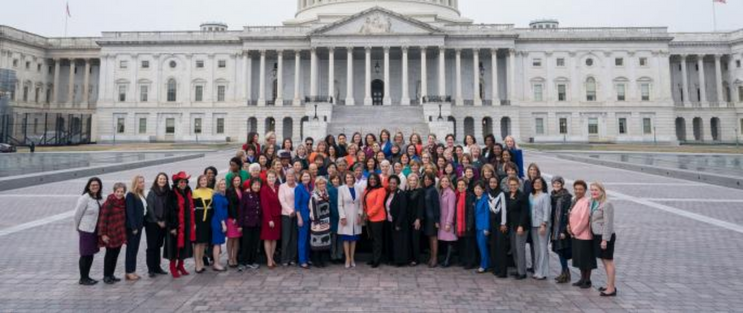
[422,172,441,267]
[145,173,170,277]
[405,172,425,266]
[550,176,573,283]
[486,176,509,278]
[506,176,530,280]
[386,175,409,266]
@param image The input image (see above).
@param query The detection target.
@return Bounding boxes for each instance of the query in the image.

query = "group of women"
[72,130,617,296]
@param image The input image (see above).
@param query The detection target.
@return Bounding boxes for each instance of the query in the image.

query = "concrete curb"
[556,154,743,190]
[0,153,205,192]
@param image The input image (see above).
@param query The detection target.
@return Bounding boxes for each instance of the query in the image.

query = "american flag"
[66,2,72,18]
[713,0,726,3]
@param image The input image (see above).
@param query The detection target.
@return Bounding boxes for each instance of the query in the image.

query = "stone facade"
[1,0,742,144]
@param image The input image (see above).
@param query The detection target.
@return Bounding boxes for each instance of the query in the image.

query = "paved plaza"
[0,150,742,312]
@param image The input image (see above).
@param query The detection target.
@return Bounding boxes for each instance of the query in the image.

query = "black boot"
[441,244,453,268]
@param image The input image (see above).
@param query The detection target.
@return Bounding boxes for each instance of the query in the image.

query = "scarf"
[174,188,196,248]
[193,188,213,222]
[456,191,467,237]
[488,191,504,214]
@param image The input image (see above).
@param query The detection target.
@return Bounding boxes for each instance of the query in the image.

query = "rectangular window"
[588,117,599,135]
[641,83,651,101]
[618,118,627,134]
[615,58,624,66]
[25,61,30,69]
[116,117,125,133]
[556,58,565,67]
[141,61,150,69]
[194,118,202,134]
[119,60,128,69]
[37,64,42,72]
[639,57,648,66]
[557,84,566,101]
[217,85,226,102]
[35,87,40,103]
[559,118,568,134]
[218,60,227,68]
[533,84,543,101]
[138,118,147,134]
[195,86,204,102]
[23,86,29,102]
[118,85,127,102]
[535,118,545,135]
[165,118,175,134]
[643,118,652,134]
[216,118,225,134]
[12,59,18,67]
[196,60,205,68]
[532,58,542,67]
[140,85,148,102]
[739,86,743,102]
[617,84,626,101]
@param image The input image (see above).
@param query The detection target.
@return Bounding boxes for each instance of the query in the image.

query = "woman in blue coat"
[210,179,229,272]
[473,182,491,273]
[504,136,524,179]
[295,171,313,268]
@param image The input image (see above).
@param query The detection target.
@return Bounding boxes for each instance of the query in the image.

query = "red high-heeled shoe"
[170,261,180,278]
[177,260,190,275]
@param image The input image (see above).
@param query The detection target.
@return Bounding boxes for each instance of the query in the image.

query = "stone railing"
[305,96,331,103]
[242,26,311,36]
[0,26,99,49]
[100,31,241,43]
[47,37,100,49]
[517,27,669,39]
[445,24,515,33]
[500,100,511,106]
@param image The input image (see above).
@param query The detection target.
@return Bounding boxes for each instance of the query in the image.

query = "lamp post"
[437,103,443,121]
[313,104,319,121]
[736,127,740,148]
[653,126,657,145]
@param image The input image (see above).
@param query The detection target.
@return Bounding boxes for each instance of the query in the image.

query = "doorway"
[371,79,384,106]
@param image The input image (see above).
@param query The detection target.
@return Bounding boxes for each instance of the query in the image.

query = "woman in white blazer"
[337,171,364,268]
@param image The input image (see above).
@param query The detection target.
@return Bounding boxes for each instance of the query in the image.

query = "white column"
[241,52,248,102]
[276,50,284,106]
[680,54,690,105]
[52,58,61,105]
[82,59,91,107]
[328,47,335,103]
[729,56,736,103]
[67,59,76,106]
[401,46,410,105]
[714,54,724,103]
[310,47,318,98]
[508,49,516,103]
[345,47,355,105]
[697,55,707,104]
[491,49,499,105]
[258,50,266,106]
[293,50,301,105]
[245,51,252,103]
[455,49,462,105]
[383,46,391,105]
[153,54,162,103]
[438,46,446,98]
[420,47,428,102]
[473,48,482,106]
[364,46,372,105]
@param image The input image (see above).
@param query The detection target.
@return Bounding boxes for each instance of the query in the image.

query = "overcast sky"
[1,0,741,37]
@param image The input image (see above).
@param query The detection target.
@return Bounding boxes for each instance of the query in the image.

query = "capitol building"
[1,0,742,145]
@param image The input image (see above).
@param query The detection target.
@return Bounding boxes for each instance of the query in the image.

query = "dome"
[285,0,471,26]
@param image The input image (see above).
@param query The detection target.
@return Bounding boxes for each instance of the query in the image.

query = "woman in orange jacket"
[363,173,386,268]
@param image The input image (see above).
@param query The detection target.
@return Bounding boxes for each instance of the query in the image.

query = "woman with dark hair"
[363,133,377,159]
[444,134,455,150]
[204,166,218,189]
[523,163,543,195]
[473,182,491,273]
[422,172,440,267]
[507,176,530,280]
[226,157,249,187]
[244,132,261,155]
[225,175,243,267]
[363,157,379,179]
[295,171,313,269]
[351,132,363,149]
[405,144,420,162]
[482,134,496,161]
[455,178,477,270]
[463,134,477,154]
[568,180,596,289]
[529,177,552,280]
[238,179,262,271]
[73,177,103,285]
[379,129,392,157]
[364,173,386,268]
[386,175,408,266]
[279,138,294,158]
[497,149,512,178]
[550,176,573,283]
[99,182,128,284]
[336,133,348,157]
[165,172,195,278]
[409,133,423,155]
[145,173,170,277]
[260,170,282,269]
[486,176,508,278]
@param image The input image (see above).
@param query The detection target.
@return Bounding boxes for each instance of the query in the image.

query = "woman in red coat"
[98,182,127,284]
[260,170,282,268]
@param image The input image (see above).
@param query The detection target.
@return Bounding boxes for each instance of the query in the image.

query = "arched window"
[464,117,475,139]
[692,117,703,141]
[447,116,457,141]
[482,117,493,140]
[500,117,511,140]
[586,77,596,101]
[675,117,686,142]
[710,117,721,141]
[300,116,309,139]
[167,79,177,102]
[247,117,257,133]
[265,117,275,133]
[282,117,293,140]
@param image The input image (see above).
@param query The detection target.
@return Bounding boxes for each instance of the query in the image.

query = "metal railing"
[426,95,452,103]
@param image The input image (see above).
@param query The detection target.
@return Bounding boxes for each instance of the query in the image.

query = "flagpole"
[712,0,717,32]
[64,2,69,37]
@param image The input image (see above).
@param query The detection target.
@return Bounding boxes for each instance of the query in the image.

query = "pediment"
[311,7,442,36]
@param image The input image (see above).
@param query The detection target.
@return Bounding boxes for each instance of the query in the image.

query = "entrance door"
[371,79,384,106]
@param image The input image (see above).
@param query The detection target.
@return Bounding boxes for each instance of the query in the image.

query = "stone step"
[328,105,429,138]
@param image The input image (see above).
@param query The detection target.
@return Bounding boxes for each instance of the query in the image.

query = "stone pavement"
[0,150,742,312]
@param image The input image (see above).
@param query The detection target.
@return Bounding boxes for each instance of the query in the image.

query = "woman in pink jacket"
[568,180,597,289]
[437,176,457,267]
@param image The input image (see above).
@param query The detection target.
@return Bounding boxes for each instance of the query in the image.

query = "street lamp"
[653,126,657,145]
[374,61,380,74]
[437,104,443,121]
[313,104,319,121]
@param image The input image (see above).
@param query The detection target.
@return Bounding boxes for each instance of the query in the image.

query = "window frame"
[588,117,599,135]
[618,117,627,135]
[217,85,226,102]
[642,117,653,135]
[535,117,545,135]
[138,117,147,134]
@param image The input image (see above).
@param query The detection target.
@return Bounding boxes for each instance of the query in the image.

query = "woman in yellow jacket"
[364,173,387,268]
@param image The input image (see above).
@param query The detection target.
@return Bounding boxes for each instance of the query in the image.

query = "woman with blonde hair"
[125,175,147,281]
[192,175,214,273]
[589,182,617,296]
[210,179,229,271]
[438,175,457,267]
[504,135,524,179]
